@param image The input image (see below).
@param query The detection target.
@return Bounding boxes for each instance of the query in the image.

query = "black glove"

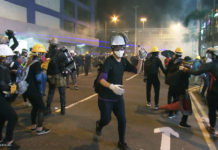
[5,30,15,39]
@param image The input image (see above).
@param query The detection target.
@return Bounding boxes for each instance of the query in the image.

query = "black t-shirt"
[26,60,42,95]
[99,56,136,100]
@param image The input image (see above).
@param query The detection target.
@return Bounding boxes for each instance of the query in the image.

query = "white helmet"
[0,44,15,57]
[111,33,128,46]
[111,35,125,46]
[207,47,218,56]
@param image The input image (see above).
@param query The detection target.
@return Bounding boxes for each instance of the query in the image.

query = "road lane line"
[56,74,138,112]
[189,89,217,150]
[125,74,138,81]
[55,93,97,112]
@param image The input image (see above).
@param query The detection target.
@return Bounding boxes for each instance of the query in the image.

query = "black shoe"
[179,122,191,128]
[96,121,102,136]
[37,128,50,135]
[117,141,129,150]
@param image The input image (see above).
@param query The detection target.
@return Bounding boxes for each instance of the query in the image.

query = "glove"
[10,84,17,94]
[109,84,125,95]
[138,48,147,60]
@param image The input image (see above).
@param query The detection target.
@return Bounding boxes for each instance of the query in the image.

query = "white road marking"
[55,74,138,112]
[125,74,138,81]
[154,127,179,150]
[189,89,217,150]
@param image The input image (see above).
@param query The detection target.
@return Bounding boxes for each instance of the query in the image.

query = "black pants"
[46,83,66,109]
[98,98,126,143]
[168,86,178,116]
[84,65,90,76]
[207,91,218,128]
[27,93,45,127]
[0,98,18,141]
[146,74,160,106]
[201,77,209,97]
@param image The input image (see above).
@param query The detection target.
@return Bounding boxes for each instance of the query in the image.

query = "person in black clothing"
[168,56,193,128]
[144,46,165,110]
[25,44,50,135]
[46,42,68,115]
[166,47,183,118]
[180,47,218,137]
[95,33,144,150]
[0,44,18,147]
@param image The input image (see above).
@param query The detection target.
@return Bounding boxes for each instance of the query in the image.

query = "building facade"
[0,0,98,53]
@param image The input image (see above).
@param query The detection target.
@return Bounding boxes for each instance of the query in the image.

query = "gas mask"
[112,45,126,58]
[114,50,125,58]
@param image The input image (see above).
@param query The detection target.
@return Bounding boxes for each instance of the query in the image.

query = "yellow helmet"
[195,55,200,60]
[175,47,183,53]
[151,46,160,53]
[32,44,46,53]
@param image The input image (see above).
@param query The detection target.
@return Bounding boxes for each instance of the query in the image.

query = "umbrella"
[161,50,175,58]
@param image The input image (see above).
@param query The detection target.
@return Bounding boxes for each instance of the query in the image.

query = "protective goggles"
[112,45,126,51]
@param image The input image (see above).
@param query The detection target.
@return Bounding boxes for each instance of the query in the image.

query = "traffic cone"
[159,101,180,111]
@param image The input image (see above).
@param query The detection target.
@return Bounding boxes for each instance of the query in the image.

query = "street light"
[140,17,147,30]
[111,15,119,23]
[104,15,119,47]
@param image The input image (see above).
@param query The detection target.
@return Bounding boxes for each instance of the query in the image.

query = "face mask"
[114,50,125,58]
[206,58,212,63]
[41,56,46,62]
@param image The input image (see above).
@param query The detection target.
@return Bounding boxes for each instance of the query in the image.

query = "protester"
[95,33,144,150]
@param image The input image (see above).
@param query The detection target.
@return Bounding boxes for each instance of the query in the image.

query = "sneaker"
[146,102,151,107]
[96,121,102,136]
[117,141,129,150]
[179,122,191,128]
[25,101,32,107]
[74,86,79,90]
[37,128,50,135]
[154,105,159,110]
[0,140,19,148]
[168,115,176,119]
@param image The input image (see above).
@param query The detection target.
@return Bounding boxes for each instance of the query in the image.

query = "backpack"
[17,60,38,94]
[144,57,157,76]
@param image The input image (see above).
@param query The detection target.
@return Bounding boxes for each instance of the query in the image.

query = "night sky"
[95,0,215,28]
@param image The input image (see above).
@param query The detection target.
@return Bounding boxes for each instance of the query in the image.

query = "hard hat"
[207,47,218,56]
[32,44,47,53]
[175,47,183,53]
[0,44,15,57]
[85,51,89,55]
[111,35,126,46]
[151,46,160,52]
[48,37,59,45]
[183,56,193,68]
[0,36,9,44]
[195,56,201,60]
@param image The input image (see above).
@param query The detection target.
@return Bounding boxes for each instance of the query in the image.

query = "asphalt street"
[3,71,218,150]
